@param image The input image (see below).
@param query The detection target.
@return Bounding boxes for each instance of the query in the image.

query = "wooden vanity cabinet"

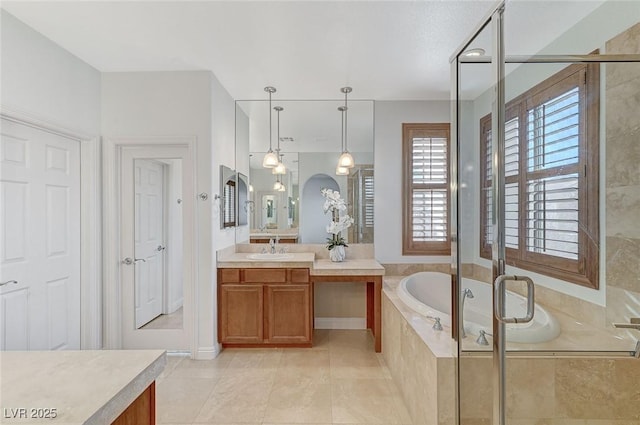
[218,268,312,347]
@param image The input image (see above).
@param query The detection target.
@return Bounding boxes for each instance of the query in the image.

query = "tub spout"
[461,288,474,338]
[432,317,443,331]
[476,330,490,346]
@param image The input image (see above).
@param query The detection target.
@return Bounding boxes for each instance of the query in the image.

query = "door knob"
[157,245,166,252]
[122,257,146,265]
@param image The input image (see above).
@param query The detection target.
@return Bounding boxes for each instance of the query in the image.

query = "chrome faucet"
[269,238,276,254]
[461,288,474,338]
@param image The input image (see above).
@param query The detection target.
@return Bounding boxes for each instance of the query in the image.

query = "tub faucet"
[461,288,474,338]
[476,330,490,346]
[269,238,276,254]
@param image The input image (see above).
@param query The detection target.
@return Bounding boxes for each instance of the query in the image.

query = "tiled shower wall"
[605,22,640,336]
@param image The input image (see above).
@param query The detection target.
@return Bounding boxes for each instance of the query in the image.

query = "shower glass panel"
[455,1,640,424]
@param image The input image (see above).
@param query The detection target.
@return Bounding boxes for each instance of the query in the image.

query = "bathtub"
[396,272,561,344]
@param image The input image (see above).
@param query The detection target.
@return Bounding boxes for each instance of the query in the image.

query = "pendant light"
[337,86,355,169]
[262,86,279,168]
[336,105,350,176]
[272,106,286,175]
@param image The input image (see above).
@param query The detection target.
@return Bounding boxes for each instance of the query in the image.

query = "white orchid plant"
[321,188,354,250]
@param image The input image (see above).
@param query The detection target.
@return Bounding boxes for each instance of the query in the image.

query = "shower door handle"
[494,275,535,324]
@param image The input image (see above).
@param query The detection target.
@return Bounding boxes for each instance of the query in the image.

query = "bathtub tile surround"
[383,277,456,425]
[383,276,640,424]
[382,262,451,276]
[155,330,412,425]
[605,22,640,333]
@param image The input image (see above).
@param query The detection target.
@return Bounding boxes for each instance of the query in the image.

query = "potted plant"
[321,188,354,262]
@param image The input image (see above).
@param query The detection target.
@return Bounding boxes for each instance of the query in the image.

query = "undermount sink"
[246,253,294,261]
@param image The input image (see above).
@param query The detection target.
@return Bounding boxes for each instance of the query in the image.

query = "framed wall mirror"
[234,99,375,245]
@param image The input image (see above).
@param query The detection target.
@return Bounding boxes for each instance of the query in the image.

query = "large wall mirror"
[235,99,374,245]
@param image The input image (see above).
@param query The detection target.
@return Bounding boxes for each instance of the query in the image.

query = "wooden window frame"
[402,123,451,256]
[480,61,600,289]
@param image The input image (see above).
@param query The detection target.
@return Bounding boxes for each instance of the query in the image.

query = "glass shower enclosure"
[451,1,640,423]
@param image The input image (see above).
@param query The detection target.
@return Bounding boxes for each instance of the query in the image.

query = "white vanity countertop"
[0,350,166,424]
[217,252,385,276]
[311,259,385,276]
[249,232,299,238]
[217,252,315,268]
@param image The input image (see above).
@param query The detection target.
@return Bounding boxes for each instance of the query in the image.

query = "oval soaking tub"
[396,272,560,344]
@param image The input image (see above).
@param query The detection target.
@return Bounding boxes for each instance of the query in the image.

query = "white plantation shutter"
[403,124,450,255]
[364,173,374,228]
[223,180,236,228]
[479,62,599,289]
[525,87,581,260]
[412,135,448,242]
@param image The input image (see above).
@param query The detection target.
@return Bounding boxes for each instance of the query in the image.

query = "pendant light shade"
[263,86,278,168]
[273,180,283,191]
[263,151,279,168]
[336,87,355,172]
[273,159,286,175]
[338,152,355,168]
[336,165,349,176]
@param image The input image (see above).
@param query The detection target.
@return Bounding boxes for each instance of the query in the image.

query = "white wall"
[209,76,237,354]
[374,100,451,263]
[235,107,251,243]
[0,10,101,137]
[102,71,219,358]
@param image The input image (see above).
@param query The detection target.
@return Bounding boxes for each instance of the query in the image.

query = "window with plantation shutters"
[223,180,236,228]
[403,123,450,255]
[364,173,375,229]
[480,62,600,289]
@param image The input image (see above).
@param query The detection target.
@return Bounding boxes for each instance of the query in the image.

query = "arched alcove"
[300,174,339,243]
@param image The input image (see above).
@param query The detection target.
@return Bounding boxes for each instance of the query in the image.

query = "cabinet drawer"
[219,268,240,283]
[289,268,309,283]
[243,268,287,283]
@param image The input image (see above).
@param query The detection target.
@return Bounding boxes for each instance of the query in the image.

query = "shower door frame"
[450,2,640,424]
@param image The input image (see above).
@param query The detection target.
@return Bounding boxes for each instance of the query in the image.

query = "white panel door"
[134,160,165,328]
[0,118,81,350]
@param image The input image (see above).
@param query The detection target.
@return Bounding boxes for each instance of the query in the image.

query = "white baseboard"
[314,317,367,330]
[195,345,220,360]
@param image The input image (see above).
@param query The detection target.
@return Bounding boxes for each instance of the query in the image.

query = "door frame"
[102,136,197,353]
[0,107,102,350]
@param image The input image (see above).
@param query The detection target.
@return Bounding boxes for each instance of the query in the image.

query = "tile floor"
[156,329,412,425]
[141,307,184,330]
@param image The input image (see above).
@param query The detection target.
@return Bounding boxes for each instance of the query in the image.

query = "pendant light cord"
[268,90,273,152]
[344,91,348,153]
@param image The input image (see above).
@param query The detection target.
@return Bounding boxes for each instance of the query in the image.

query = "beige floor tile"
[194,372,275,423]
[313,329,332,349]
[169,356,231,379]
[264,376,332,423]
[331,378,403,424]
[386,379,413,424]
[223,348,283,375]
[156,377,217,423]
[330,348,390,379]
[329,330,375,351]
[277,350,331,382]
[158,353,188,379]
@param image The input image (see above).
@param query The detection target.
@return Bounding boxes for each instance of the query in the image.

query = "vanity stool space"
[218,267,313,347]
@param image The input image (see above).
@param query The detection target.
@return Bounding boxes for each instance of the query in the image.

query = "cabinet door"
[265,285,311,343]
[220,284,263,343]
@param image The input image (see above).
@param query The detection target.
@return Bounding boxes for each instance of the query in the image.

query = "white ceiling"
[1,1,609,101]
